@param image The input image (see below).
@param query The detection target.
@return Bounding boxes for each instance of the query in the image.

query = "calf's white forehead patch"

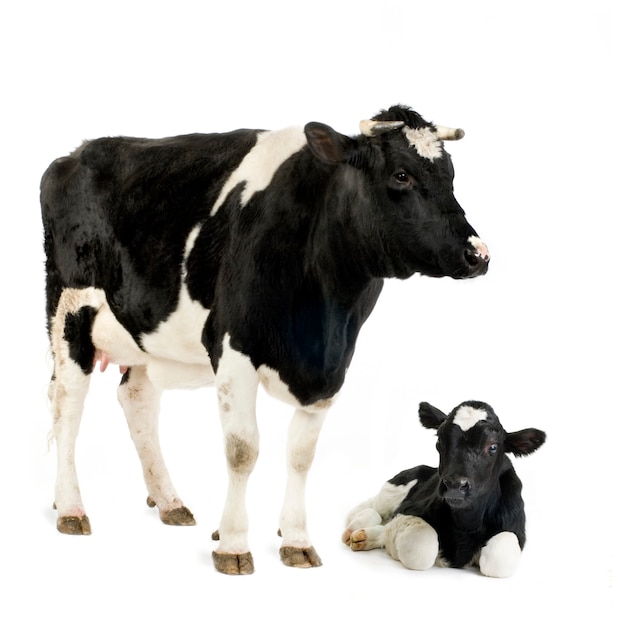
[452,405,488,431]
[403,127,443,161]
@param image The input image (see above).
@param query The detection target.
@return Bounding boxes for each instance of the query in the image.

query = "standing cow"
[41,105,489,575]
[343,401,546,577]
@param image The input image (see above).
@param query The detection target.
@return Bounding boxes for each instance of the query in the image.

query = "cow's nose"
[463,245,489,277]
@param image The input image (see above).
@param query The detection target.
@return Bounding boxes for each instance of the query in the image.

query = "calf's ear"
[419,402,447,430]
[505,429,546,456]
[305,122,355,165]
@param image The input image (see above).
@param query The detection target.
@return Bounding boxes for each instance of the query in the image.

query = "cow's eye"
[392,170,412,186]
[488,443,498,455]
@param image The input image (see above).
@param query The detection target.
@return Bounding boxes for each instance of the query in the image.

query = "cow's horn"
[359,120,405,137]
[435,125,465,140]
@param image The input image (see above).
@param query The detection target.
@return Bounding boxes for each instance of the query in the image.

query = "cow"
[40,105,490,575]
[342,400,546,577]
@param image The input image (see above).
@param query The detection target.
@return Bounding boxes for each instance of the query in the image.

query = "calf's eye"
[488,443,498,455]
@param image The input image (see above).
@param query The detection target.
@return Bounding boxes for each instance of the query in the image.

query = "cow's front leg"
[278,408,326,568]
[212,338,260,575]
[118,366,195,526]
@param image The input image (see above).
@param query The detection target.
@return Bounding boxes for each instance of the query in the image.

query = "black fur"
[41,107,488,405]
[391,401,545,568]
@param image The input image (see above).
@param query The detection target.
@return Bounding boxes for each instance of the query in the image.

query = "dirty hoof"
[341,528,353,545]
[160,507,196,526]
[280,546,322,568]
[212,551,255,575]
[146,498,195,526]
[57,515,92,535]
[211,529,220,541]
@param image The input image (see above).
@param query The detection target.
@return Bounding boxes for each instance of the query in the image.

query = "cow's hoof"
[212,551,255,575]
[280,546,322,568]
[57,515,92,535]
[146,497,195,526]
[211,529,220,541]
[160,507,196,526]
[341,528,353,545]
[348,529,369,551]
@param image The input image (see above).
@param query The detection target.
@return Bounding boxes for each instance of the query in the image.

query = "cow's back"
[41,130,259,336]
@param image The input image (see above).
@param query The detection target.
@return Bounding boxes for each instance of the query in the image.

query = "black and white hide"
[343,401,545,577]
[41,105,489,575]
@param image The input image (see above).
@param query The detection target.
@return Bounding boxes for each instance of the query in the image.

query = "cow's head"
[304,105,489,280]
[419,401,546,509]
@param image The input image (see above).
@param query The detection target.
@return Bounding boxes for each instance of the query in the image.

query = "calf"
[343,401,545,577]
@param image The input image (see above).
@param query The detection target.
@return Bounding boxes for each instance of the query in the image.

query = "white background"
[1,1,624,623]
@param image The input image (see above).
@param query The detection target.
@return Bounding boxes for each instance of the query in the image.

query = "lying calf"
[343,400,545,577]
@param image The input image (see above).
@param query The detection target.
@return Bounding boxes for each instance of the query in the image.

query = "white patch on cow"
[403,126,443,161]
[140,289,210,365]
[258,364,337,413]
[86,228,214,389]
[383,514,439,570]
[468,235,490,260]
[453,405,488,431]
[138,226,215,387]
[211,127,307,215]
[479,531,522,578]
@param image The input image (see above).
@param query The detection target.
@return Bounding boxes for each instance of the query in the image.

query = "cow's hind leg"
[278,408,326,568]
[117,365,195,526]
[49,293,97,534]
[50,367,92,534]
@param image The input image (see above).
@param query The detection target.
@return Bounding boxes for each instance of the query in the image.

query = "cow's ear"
[419,402,447,430]
[505,429,546,457]
[305,122,354,165]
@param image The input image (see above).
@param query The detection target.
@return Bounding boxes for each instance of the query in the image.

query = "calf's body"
[343,401,545,577]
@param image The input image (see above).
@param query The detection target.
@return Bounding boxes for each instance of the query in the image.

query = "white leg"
[479,531,521,578]
[343,478,417,546]
[50,361,92,534]
[383,514,439,571]
[278,408,326,567]
[212,336,260,575]
[118,365,195,525]
[48,290,96,535]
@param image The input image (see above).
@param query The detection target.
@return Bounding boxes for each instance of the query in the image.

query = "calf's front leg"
[478,531,521,578]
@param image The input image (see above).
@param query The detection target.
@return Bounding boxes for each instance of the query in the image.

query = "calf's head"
[304,105,490,280]
[419,400,546,508]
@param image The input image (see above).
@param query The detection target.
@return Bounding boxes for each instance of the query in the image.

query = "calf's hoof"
[57,515,92,535]
[212,551,255,575]
[146,497,196,526]
[347,529,369,551]
[280,546,322,568]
